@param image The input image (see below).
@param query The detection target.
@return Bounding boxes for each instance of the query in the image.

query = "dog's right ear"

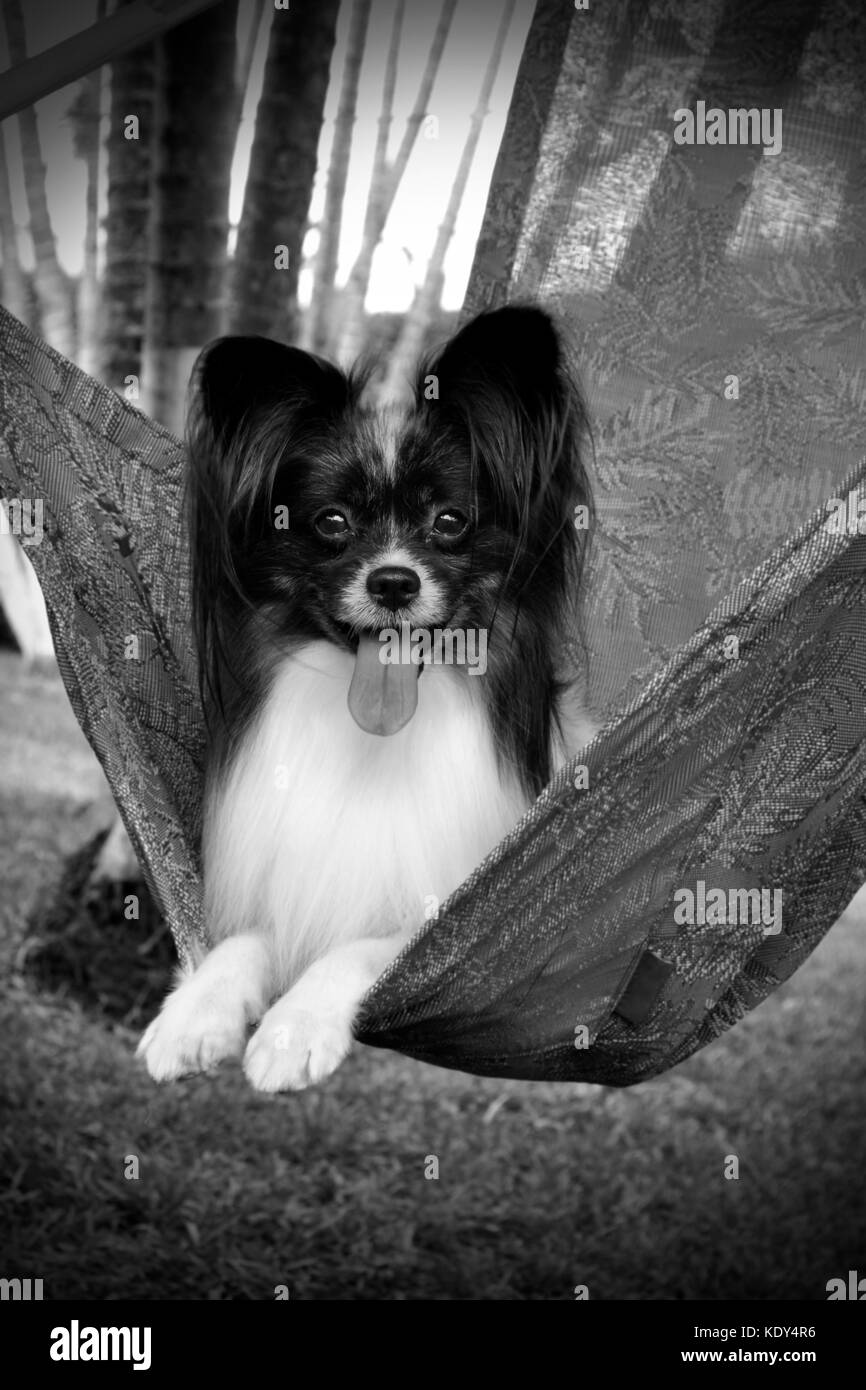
[186,338,354,712]
[187,336,351,453]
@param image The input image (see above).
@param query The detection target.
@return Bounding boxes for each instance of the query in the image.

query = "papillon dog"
[138,305,596,1091]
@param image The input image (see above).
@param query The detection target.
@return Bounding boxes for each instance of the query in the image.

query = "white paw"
[243,1004,353,1092]
[137,989,249,1082]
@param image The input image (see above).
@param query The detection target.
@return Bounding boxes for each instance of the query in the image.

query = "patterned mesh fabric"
[1,0,864,1084]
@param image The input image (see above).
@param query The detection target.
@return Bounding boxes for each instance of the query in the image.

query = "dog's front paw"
[243,1002,353,1092]
[137,988,249,1082]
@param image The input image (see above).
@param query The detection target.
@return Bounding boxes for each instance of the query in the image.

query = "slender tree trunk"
[307,0,373,356]
[68,0,108,377]
[71,74,103,376]
[370,0,405,202]
[228,0,340,341]
[141,2,239,432]
[335,0,404,362]
[0,3,66,665]
[382,0,517,403]
[337,0,458,363]
[236,0,267,99]
[1,0,76,358]
[97,0,160,392]
[223,0,267,153]
[0,126,30,324]
[0,7,30,323]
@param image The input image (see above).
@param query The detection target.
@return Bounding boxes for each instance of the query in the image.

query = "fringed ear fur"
[419,304,593,599]
[185,336,353,719]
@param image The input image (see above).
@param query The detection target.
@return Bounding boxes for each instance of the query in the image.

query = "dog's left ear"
[425,305,563,405]
[421,305,587,518]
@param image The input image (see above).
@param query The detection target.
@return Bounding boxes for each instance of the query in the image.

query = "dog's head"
[187,305,592,728]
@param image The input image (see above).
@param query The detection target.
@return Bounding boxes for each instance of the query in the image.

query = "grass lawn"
[0,650,863,1300]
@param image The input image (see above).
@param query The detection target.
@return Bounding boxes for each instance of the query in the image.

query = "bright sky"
[3,0,534,312]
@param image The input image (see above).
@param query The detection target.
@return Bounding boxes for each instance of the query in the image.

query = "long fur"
[204,640,528,991]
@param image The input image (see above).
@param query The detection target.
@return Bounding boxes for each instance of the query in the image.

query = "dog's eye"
[431,510,468,540]
[314,509,351,540]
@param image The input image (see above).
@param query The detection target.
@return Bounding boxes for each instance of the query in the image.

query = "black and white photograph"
[0,0,864,1338]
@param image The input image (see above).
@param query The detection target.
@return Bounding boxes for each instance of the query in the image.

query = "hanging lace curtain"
[1,0,864,1084]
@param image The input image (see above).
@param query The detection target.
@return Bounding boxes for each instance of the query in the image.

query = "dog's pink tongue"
[348,632,419,735]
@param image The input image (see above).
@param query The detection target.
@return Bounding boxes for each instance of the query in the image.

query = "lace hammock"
[1,0,865,1085]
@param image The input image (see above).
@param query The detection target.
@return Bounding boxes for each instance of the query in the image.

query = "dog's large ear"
[185,338,354,712]
[421,305,589,527]
[186,334,354,555]
[188,335,350,455]
[425,305,564,412]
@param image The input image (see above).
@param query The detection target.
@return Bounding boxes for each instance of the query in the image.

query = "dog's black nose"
[367,565,421,609]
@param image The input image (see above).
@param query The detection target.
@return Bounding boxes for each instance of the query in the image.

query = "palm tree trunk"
[140,2,239,432]
[307,0,373,356]
[97,0,160,392]
[228,0,340,341]
[382,0,517,403]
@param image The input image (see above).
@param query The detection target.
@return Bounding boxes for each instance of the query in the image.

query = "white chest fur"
[203,640,529,989]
